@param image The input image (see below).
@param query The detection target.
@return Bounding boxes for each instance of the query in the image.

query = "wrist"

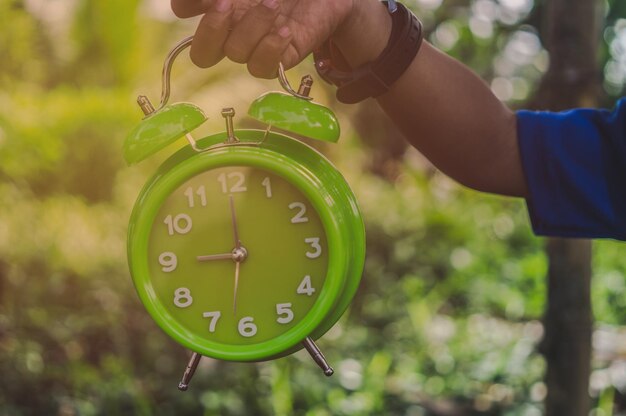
[333,0,392,67]
[315,1,424,104]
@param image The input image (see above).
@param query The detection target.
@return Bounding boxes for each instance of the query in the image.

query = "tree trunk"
[529,1,602,415]
[541,239,593,415]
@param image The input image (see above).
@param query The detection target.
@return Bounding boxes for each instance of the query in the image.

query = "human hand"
[170,0,356,78]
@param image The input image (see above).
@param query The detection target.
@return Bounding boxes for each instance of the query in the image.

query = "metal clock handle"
[136,35,193,116]
[158,35,194,112]
[140,36,311,117]
[278,63,314,101]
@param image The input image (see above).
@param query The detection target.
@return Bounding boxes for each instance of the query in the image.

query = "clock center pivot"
[231,246,248,263]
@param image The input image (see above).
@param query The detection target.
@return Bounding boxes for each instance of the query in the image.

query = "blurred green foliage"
[1,0,626,415]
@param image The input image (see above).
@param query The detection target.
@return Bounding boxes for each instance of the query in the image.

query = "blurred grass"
[1,1,626,415]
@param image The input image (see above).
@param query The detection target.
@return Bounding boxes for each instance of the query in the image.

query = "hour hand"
[196,253,233,262]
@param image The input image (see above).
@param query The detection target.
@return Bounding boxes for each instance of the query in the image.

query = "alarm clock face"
[147,166,329,346]
[129,131,362,361]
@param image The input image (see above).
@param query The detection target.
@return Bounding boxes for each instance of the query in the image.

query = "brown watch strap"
[313,1,424,104]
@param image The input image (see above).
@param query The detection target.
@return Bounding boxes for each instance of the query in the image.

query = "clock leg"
[302,337,334,377]
[178,351,202,391]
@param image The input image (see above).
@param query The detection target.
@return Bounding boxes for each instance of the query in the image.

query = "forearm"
[378,43,526,197]
[334,0,528,198]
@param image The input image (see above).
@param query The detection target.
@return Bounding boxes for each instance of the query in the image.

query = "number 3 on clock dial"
[148,166,328,345]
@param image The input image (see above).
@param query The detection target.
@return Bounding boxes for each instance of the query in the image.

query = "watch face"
[147,166,329,345]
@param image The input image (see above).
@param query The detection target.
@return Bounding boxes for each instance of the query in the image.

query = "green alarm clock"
[125,36,365,391]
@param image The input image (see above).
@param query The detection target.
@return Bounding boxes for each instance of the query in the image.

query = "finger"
[171,0,211,18]
[190,0,234,68]
[247,26,293,79]
[223,0,281,64]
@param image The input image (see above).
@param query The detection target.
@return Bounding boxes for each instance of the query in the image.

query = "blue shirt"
[517,98,626,240]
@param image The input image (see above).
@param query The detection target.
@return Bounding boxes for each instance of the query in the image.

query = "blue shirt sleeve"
[517,98,626,240]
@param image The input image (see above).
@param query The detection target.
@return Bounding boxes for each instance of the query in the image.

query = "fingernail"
[262,0,279,10]
[278,26,291,38]
[215,0,231,12]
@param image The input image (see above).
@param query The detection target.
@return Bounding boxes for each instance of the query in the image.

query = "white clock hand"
[196,253,233,262]
[229,195,241,249]
[233,260,240,315]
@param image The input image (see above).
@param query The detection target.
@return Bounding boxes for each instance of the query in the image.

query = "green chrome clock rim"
[128,130,359,361]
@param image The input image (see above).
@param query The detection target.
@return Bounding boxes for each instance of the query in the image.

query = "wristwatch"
[313,1,424,104]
